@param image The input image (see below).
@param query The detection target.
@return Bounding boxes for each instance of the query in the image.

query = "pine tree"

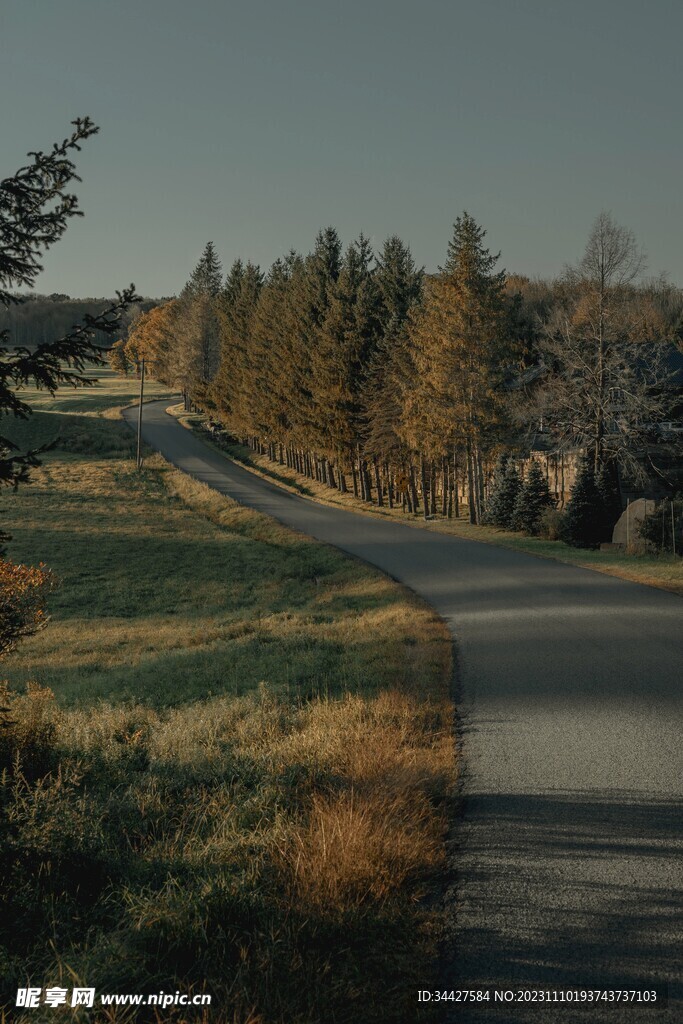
[284,231,341,450]
[248,256,296,443]
[176,242,223,406]
[363,236,423,469]
[401,213,511,523]
[487,458,521,528]
[561,459,604,548]
[211,261,263,431]
[185,240,223,299]
[0,117,138,488]
[595,461,622,542]
[312,235,381,473]
[512,461,554,534]
[375,235,423,336]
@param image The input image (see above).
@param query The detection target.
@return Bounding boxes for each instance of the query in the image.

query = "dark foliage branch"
[0,118,140,488]
[0,116,99,305]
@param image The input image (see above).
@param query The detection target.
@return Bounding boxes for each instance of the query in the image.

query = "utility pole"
[672,499,676,557]
[136,357,146,470]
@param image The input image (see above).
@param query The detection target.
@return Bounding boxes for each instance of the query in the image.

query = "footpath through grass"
[0,372,454,1023]
[176,409,683,598]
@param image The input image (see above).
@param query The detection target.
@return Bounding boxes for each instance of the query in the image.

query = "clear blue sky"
[2,0,681,297]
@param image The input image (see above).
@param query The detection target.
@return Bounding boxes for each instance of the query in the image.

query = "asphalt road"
[124,401,683,1022]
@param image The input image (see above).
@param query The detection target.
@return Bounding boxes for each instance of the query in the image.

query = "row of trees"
[124,217,520,521]
[123,214,682,531]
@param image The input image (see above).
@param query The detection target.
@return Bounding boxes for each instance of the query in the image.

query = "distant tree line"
[119,212,683,535]
[0,294,157,351]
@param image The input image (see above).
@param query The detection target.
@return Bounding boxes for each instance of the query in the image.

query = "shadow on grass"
[1,730,438,1022]
[1,409,136,458]
[16,630,412,708]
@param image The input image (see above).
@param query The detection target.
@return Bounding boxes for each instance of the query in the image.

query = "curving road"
[125,401,682,1022]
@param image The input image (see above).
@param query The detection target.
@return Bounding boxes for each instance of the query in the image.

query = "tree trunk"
[351,458,359,498]
[373,458,383,506]
[466,440,477,524]
[356,445,365,500]
[386,464,394,509]
[476,446,485,524]
[409,465,419,514]
[363,463,372,502]
[420,456,428,520]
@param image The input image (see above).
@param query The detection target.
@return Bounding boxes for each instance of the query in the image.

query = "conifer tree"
[561,459,604,548]
[512,461,553,534]
[284,231,341,451]
[402,213,511,522]
[176,242,223,406]
[375,235,423,335]
[595,461,622,541]
[363,236,423,472]
[186,240,223,299]
[211,261,263,430]
[247,256,296,444]
[312,235,381,478]
[488,458,522,528]
[219,258,245,310]
[1,117,138,487]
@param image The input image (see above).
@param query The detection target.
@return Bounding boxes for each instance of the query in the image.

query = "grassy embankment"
[175,409,683,597]
[0,371,454,1023]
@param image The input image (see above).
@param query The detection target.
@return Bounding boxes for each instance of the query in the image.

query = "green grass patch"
[0,375,454,1023]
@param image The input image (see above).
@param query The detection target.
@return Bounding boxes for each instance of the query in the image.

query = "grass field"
[0,371,454,1023]
[176,410,683,598]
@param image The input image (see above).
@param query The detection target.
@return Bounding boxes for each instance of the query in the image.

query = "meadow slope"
[0,372,454,1024]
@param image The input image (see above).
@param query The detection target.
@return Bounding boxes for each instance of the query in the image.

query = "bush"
[0,560,55,658]
[0,681,60,779]
[639,497,683,555]
[537,507,565,541]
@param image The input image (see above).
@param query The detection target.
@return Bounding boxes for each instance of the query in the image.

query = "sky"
[2,0,682,298]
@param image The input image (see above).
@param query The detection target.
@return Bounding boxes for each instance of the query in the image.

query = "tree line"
[120,212,683,529]
[0,294,157,350]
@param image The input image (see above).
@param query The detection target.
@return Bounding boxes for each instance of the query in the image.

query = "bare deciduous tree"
[535,213,678,483]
